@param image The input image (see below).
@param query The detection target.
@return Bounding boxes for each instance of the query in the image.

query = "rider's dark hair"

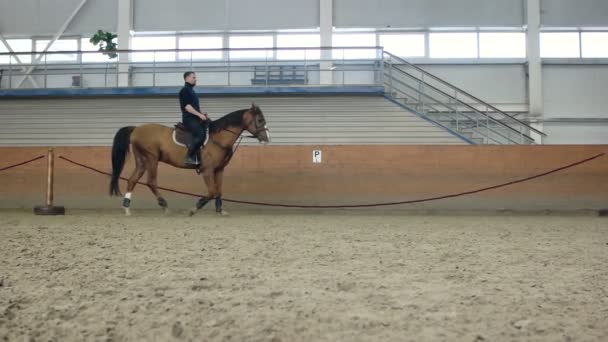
[183,71,195,80]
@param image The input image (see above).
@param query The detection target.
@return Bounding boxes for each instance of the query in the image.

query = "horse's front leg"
[214,169,228,216]
[188,168,217,217]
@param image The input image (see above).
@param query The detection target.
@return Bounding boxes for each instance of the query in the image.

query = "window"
[540,32,580,58]
[379,34,425,58]
[429,32,477,58]
[0,42,9,65]
[4,39,32,64]
[178,36,223,60]
[229,35,273,59]
[276,34,320,60]
[35,39,78,62]
[332,33,377,59]
[479,32,526,58]
[81,38,117,63]
[581,32,608,58]
[132,36,176,62]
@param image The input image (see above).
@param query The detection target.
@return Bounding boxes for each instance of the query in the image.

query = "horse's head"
[243,103,270,144]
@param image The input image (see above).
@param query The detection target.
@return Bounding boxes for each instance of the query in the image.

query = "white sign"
[313,150,322,163]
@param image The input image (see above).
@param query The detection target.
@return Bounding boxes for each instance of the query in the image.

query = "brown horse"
[109,103,270,216]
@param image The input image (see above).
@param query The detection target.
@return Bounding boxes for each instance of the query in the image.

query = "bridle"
[224,110,269,140]
[210,110,269,151]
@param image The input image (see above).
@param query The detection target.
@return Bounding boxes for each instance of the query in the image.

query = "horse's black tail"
[109,126,135,196]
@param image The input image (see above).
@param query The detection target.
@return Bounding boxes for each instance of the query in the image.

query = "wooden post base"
[34,206,65,215]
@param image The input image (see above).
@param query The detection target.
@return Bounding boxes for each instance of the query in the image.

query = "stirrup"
[184,155,199,165]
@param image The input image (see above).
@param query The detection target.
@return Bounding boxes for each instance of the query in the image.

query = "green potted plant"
[89,30,118,59]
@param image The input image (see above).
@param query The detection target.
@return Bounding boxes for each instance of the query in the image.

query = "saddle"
[173,123,210,170]
[173,123,192,147]
[172,123,209,148]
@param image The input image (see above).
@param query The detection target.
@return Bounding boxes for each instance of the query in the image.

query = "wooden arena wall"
[0,145,606,211]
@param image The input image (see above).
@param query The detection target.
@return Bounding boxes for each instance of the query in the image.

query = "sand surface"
[1,209,607,341]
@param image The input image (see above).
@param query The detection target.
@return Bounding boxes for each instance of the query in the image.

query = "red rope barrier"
[0,155,45,172]
[58,152,605,208]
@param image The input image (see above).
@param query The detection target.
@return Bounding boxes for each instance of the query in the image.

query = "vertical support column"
[223,1,231,86]
[526,0,544,144]
[34,148,65,215]
[117,0,133,87]
[46,148,55,207]
[320,0,333,85]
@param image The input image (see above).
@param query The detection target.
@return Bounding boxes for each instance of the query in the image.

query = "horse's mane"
[209,109,247,133]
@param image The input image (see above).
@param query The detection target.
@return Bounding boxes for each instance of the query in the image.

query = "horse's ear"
[250,102,256,110]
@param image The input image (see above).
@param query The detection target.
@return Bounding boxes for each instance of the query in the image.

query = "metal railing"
[383,51,546,144]
[0,46,383,89]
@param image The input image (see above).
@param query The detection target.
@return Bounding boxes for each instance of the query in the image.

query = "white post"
[320,0,333,85]
[526,0,544,144]
[117,0,133,87]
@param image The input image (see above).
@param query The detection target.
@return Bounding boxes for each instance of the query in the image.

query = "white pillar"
[526,0,544,143]
[320,0,333,85]
[117,0,133,87]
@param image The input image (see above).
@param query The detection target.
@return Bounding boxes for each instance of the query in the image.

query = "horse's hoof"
[163,207,170,216]
[124,208,131,217]
[217,210,229,216]
[188,209,196,217]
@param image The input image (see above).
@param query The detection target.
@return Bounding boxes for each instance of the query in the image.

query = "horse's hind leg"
[145,157,169,214]
[123,147,147,216]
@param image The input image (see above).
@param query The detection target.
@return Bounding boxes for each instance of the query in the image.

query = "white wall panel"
[543,65,608,119]
[541,0,608,27]
[0,96,465,146]
[421,64,528,107]
[0,0,117,37]
[134,0,318,32]
[334,0,524,28]
[134,0,227,31]
[228,0,319,30]
[544,123,608,144]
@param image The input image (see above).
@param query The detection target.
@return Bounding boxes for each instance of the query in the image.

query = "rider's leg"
[183,116,204,165]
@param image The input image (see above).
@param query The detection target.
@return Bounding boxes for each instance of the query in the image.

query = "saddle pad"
[172,126,209,147]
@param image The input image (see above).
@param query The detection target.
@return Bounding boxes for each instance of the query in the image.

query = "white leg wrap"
[265,126,271,142]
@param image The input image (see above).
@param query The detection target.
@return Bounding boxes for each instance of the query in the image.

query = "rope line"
[57,152,605,208]
[0,155,45,172]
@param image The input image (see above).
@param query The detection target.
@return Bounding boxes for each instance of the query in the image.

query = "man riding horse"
[179,71,208,165]
[109,72,271,216]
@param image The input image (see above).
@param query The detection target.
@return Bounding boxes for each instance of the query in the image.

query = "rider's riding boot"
[184,146,200,165]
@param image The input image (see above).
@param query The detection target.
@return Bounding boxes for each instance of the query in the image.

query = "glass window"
[429,32,477,58]
[276,34,321,60]
[332,33,377,59]
[178,36,223,60]
[379,34,425,57]
[229,35,273,59]
[0,41,9,65]
[581,32,608,58]
[540,32,580,58]
[35,39,78,62]
[479,32,526,58]
[7,39,33,64]
[81,38,117,63]
[132,36,176,62]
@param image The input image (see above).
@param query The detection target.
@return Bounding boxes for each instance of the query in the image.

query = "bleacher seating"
[251,65,308,85]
